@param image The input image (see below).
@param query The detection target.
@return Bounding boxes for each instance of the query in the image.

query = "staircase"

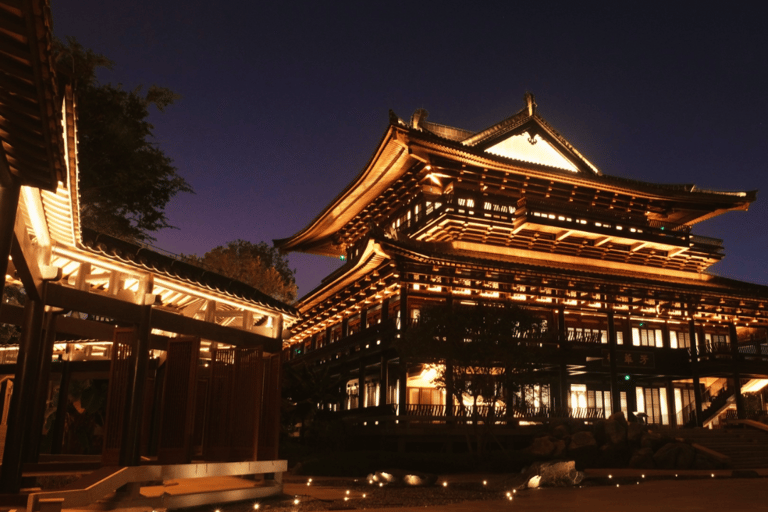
[675,426,768,468]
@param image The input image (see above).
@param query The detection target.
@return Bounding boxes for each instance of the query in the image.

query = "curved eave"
[383,238,768,302]
[297,238,390,313]
[74,229,298,319]
[410,134,756,215]
[275,124,412,255]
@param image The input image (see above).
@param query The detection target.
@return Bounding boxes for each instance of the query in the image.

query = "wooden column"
[341,317,349,338]
[729,323,744,419]
[340,366,350,411]
[397,286,409,414]
[665,378,677,427]
[379,356,387,407]
[661,321,671,349]
[25,311,59,463]
[120,304,152,466]
[607,309,621,414]
[445,360,455,418]
[358,358,365,408]
[688,317,703,427]
[557,308,569,414]
[381,298,390,324]
[50,346,72,455]
[399,287,409,332]
[0,287,46,493]
[398,359,408,415]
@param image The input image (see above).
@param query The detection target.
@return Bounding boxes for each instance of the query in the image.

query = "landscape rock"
[627,422,646,443]
[653,442,696,469]
[525,460,584,487]
[528,436,556,456]
[402,472,437,486]
[629,447,655,469]
[551,424,570,439]
[552,439,567,458]
[604,412,628,445]
[569,430,597,451]
[640,431,666,451]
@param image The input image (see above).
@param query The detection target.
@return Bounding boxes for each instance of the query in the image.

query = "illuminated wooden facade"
[277,95,768,431]
[0,2,295,506]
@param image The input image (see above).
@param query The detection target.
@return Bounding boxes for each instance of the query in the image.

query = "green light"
[340,255,346,261]
[660,226,665,231]
[624,375,631,381]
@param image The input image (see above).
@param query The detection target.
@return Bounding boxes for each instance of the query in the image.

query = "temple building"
[277,94,768,434]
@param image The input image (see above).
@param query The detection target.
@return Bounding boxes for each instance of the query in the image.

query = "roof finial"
[525,92,536,117]
[411,108,429,130]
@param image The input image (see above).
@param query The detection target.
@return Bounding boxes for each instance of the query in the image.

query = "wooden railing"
[693,340,768,363]
[390,403,605,422]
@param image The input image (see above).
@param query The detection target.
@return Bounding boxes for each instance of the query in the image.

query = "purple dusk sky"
[52,3,768,298]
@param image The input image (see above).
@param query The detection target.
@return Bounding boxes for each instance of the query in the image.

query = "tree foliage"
[282,362,344,445]
[54,37,193,243]
[399,302,551,453]
[201,239,297,303]
[399,302,549,413]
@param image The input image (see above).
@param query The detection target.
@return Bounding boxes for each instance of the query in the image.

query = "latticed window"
[670,330,690,349]
[632,327,663,347]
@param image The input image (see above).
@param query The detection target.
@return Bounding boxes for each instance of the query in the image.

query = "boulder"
[629,447,655,469]
[640,431,665,451]
[569,430,597,451]
[592,419,608,445]
[368,470,405,484]
[627,422,646,443]
[551,424,570,439]
[525,460,585,487]
[403,472,437,486]
[552,439,567,458]
[653,442,696,469]
[528,436,557,456]
[604,412,628,445]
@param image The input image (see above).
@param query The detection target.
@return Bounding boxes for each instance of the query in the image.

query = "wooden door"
[101,328,134,465]
[157,337,200,463]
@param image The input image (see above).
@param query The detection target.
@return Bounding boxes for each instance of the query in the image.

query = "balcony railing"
[692,340,768,363]
[390,403,605,421]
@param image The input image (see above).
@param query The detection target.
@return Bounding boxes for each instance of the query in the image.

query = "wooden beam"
[47,284,144,322]
[594,236,612,247]
[152,310,281,353]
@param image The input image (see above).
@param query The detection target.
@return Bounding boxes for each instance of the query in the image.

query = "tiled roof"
[80,228,298,317]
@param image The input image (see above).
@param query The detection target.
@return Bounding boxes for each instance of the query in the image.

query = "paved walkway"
[283,471,768,512]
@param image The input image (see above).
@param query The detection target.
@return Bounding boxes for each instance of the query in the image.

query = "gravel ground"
[188,479,507,512]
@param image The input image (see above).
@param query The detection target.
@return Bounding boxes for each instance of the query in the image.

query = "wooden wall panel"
[203,349,235,461]
[258,354,282,461]
[157,337,200,463]
[101,328,133,466]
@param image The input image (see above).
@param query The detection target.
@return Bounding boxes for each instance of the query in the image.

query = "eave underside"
[279,125,754,258]
[288,238,767,343]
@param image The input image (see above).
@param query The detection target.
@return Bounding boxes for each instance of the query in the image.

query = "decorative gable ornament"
[484,131,580,172]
